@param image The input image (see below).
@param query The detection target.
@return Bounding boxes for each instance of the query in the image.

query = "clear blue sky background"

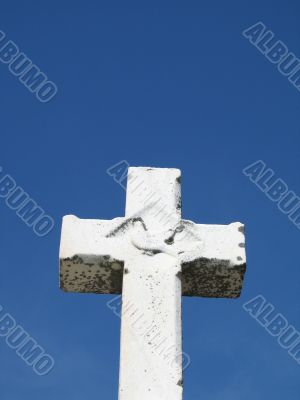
[0,0,299,399]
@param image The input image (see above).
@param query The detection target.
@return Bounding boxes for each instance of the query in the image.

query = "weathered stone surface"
[60,217,245,298]
[59,166,247,400]
[180,221,246,297]
[60,216,125,294]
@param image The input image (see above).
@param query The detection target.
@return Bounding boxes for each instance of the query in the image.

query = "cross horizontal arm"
[179,221,246,298]
[60,216,246,298]
[59,166,247,400]
[59,215,126,294]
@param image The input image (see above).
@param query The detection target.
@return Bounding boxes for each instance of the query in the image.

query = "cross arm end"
[59,215,125,294]
[181,221,246,298]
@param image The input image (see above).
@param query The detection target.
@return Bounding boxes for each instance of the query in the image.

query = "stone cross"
[59,167,246,400]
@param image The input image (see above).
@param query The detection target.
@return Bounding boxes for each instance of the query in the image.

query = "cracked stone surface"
[59,167,246,400]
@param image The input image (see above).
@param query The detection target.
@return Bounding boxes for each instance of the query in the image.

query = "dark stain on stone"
[106,217,147,238]
[165,237,174,245]
[60,255,124,295]
[144,249,162,256]
[239,243,245,248]
[176,195,182,211]
[238,225,245,234]
[164,224,185,245]
[181,257,246,298]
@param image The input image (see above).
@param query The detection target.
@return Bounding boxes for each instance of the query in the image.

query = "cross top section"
[60,167,246,298]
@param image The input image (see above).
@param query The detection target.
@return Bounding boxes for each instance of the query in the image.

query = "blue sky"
[0,0,300,398]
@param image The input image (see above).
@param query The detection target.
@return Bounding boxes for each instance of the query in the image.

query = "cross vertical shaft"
[119,167,183,400]
[59,166,247,400]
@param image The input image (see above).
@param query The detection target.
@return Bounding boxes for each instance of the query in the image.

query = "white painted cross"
[59,167,246,400]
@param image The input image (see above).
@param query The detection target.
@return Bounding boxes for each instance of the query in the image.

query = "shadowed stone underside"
[60,255,246,298]
[60,216,246,298]
[59,166,247,400]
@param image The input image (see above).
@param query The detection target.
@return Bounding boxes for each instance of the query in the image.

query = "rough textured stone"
[60,217,245,297]
[59,167,246,400]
